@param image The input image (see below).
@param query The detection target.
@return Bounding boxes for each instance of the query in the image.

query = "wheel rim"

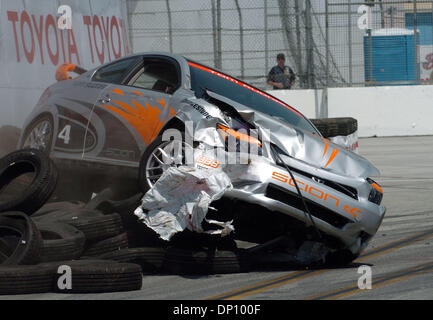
[22,119,52,151]
[145,139,193,189]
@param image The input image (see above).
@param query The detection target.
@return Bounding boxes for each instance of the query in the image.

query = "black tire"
[83,232,129,257]
[0,212,42,265]
[32,200,85,217]
[83,191,146,247]
[0,149,58,215]
[33,208,104,224]
[62,213,124,242]
[93,247,166,273]
[310,117,358,138]
[163,248,249,275]
[49,259,142,293]
[0,265,53,295]
[36,222,86,262]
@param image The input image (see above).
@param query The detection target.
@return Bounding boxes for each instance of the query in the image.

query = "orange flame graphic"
[101,91,173,145]
[321,137,339,168]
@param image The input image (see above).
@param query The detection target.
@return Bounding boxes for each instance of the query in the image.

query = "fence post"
[368,29,373,84]
[264,0,268,79]
[126,0,134,53]
[390,6,395,27]
[217,0,222,69]
[367,7,373,86]
[323,0,329,118]
[414,0,419,82]
[379,0,385,28]
[235,0,245,79]
[211,0,218,68]
[325,0,329,88]
[294,0,303,88]
[305,0,315,89]
[348,0,353,86]
[165,0,173,53]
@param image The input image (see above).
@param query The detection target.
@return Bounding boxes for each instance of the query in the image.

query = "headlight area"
[216,123,263,155]
[367,178,383,205]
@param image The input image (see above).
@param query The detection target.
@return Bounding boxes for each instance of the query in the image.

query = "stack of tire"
[0,149,142,295]
[0,149,249,295]
[310,117,358,139]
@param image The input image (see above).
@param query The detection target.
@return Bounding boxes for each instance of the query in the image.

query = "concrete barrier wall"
[268,85,433,137]
[267,89,321,119]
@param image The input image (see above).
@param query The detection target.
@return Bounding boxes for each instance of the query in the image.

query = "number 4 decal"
[58,125,71,144]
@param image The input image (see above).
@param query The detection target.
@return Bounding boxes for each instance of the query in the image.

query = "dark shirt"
[267,65,296,89]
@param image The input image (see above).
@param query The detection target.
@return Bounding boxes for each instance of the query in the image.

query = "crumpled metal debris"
[330,131,359,154]
[134,166,233,241]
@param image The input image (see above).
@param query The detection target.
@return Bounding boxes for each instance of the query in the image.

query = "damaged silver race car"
[19,53,386,265]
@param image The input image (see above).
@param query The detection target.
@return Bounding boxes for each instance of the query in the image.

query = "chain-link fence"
[327,0,433,87]
[127,0,433,89]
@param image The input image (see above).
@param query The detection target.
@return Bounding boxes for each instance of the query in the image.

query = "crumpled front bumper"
[221,156,386,255]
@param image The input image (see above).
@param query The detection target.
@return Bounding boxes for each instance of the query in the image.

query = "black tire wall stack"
[310,117,357,138]
[0,149,143,295]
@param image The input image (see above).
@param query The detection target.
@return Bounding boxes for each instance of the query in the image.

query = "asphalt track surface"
[2,136,433,300]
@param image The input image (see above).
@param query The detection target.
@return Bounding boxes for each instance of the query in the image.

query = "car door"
[51,76,112,161]
[80,56,143,167]
[87,55,181,167]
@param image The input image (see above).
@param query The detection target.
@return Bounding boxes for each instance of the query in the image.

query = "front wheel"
[138,130,194,193]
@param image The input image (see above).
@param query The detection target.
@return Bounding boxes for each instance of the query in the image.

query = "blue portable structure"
[405,12,433,46]
[364,28,420,85]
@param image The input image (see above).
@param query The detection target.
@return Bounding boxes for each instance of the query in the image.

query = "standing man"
[267,53,296,89]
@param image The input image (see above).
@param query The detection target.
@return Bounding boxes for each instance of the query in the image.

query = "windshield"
[188,61,318,134]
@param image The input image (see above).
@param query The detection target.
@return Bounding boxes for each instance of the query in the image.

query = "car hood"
[206,91,380,179]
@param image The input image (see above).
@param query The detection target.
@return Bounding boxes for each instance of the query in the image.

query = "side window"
[92,57,139,84]
[129,59,180,94]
